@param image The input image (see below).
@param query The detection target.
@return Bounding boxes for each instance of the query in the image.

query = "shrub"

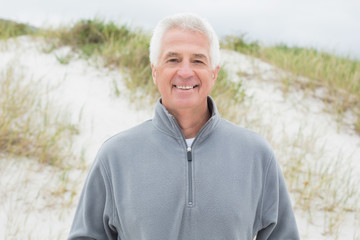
[0,67,78,167]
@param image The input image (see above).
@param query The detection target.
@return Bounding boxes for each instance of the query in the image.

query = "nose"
[177,61,194,79]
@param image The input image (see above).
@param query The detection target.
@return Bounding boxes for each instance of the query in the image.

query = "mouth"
[173,85,199,90]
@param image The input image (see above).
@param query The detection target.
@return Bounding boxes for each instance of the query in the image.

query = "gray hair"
[149,13,220,69]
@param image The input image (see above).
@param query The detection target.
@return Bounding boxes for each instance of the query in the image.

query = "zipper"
[187,146,193,206]
[185,118,213,207]
[170,115,214,207]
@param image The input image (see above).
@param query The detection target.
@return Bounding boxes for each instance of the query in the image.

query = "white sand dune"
[0,37,359,239]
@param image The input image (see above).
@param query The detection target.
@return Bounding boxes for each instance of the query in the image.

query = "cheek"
[201,72,215,88]
[156,76,172,93]
[158,70,175,84]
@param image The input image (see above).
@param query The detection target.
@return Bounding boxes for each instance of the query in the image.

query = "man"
[68,13,300,239]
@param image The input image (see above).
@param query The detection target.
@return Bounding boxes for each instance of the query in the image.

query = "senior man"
[68,13,300,240]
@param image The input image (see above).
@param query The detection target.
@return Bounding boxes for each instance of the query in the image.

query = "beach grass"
[2,18,360,238]
[41,19,156,100]
[0,66,78,168]
[222,34,360,134]
[0,19,37,39]
[277,129,359,237]
[38,19,360,222]
[41,19,246,116]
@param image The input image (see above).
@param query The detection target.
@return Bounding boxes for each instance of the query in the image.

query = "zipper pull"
[187,147,192,161]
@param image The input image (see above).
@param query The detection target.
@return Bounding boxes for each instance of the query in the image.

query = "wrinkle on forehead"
[163,52,208,60]
[159,28,211,65]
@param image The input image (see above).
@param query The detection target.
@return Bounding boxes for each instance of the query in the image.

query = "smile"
[174,85,199,90]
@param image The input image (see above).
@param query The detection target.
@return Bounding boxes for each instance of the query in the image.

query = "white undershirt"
[185,138,195,147]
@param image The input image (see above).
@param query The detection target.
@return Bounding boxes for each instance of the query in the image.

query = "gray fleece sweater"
[68,97,300,240]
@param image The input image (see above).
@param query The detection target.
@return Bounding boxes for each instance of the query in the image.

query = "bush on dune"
[0,19,37,39]
[44,19,245,116]
[222,34,360,134]
[0,67,78,167]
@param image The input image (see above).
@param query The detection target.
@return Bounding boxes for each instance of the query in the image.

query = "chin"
[173,98,199,110]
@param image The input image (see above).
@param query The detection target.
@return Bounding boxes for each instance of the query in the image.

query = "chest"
[111,146,263,238]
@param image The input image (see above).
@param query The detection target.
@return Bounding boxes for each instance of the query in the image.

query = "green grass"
[42,19,246,117]
[0,19,37,39]
[0,66,78,168]
[3,18,360,238]
[222,35,360,134]
[221,34,260,56]
[278,129,359,236]
[42,19,157,101]
[211,68,246,120]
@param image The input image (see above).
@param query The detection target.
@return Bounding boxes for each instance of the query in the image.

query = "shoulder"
[106,120,153,143]
[96,120,154,159]
[217,119,274,158]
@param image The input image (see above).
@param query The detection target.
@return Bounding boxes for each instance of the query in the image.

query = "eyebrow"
[164,52,181,59]
[192,53,208,60]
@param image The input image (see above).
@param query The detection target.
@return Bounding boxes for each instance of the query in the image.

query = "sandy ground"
[0,37,359,239]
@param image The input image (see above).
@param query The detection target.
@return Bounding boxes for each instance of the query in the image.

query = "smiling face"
[152,28,220,114]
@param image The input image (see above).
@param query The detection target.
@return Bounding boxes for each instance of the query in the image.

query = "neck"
[170,102,210,139]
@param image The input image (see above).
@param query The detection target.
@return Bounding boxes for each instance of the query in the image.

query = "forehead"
[159,28,210,58]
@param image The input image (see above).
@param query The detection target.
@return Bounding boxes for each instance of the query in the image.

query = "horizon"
[1,0,360,60]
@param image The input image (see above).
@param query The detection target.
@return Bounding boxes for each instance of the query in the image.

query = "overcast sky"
[1,0,360,59]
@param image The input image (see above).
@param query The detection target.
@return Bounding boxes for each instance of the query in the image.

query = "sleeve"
[68,157,118,240]
[256,155,300,240]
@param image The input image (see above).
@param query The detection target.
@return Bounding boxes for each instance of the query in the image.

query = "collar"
[152,96,220,141]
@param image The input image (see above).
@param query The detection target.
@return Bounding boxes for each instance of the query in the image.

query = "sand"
[0,36,359,239]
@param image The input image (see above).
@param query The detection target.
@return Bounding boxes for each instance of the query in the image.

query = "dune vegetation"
[222,35,360,133]
[1,20,79,168]
[1,19,360,239]
[41,19,246,113]
[0,65,78,168]
[0,19,38,39]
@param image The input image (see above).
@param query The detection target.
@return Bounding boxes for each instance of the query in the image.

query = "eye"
[167,58,179,63]
[193,60,205,64]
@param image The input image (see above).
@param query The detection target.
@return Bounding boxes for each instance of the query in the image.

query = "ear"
[211,65,220,84]
[151,64,157,85]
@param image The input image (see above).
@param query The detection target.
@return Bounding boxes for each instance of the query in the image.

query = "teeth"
[176,85,195,89]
